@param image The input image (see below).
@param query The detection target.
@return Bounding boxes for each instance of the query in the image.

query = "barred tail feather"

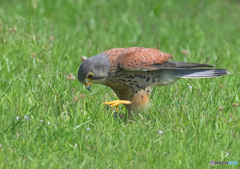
[173,69,230,79]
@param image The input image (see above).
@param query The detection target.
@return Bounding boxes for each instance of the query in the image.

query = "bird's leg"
[104,100,132,111]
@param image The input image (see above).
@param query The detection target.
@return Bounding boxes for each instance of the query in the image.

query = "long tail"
[172,69,229,78]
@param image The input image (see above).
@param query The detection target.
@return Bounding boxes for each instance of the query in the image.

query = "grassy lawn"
[0,0,239,168]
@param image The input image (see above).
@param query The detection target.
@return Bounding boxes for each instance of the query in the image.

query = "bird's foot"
[104,100,132,112]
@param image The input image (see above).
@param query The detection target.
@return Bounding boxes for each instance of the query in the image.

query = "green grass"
[0,0,240,168]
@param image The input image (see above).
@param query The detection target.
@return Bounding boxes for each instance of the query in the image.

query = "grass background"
[0,0,240,168]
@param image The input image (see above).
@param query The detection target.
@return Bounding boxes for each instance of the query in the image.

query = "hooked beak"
[84,82,92,91]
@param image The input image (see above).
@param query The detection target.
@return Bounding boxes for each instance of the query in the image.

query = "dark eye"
[87,74,93,79]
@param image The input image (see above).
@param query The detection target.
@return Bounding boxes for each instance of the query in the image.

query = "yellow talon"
[104,100,132,111]
[115,106,119,112]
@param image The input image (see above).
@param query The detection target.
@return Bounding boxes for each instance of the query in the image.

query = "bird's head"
[78,53,111,90]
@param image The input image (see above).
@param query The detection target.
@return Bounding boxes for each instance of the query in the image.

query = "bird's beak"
[84,82,92,91]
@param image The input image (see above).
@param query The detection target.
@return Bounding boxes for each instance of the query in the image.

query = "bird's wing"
[104,47,212,71]
[119,47,173,71]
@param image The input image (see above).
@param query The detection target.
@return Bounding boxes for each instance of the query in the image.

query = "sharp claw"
[103,100,131,111]
[115,106,119,112]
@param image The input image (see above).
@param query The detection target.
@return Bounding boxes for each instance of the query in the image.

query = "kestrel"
[78,47,228,113]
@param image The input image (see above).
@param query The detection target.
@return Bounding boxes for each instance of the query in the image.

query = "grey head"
[78,53,111,90]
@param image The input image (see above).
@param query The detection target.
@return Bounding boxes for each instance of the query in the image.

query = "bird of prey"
[78,47,229,113]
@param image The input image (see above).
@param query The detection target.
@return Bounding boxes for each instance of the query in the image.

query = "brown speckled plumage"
[104,47,173,73]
